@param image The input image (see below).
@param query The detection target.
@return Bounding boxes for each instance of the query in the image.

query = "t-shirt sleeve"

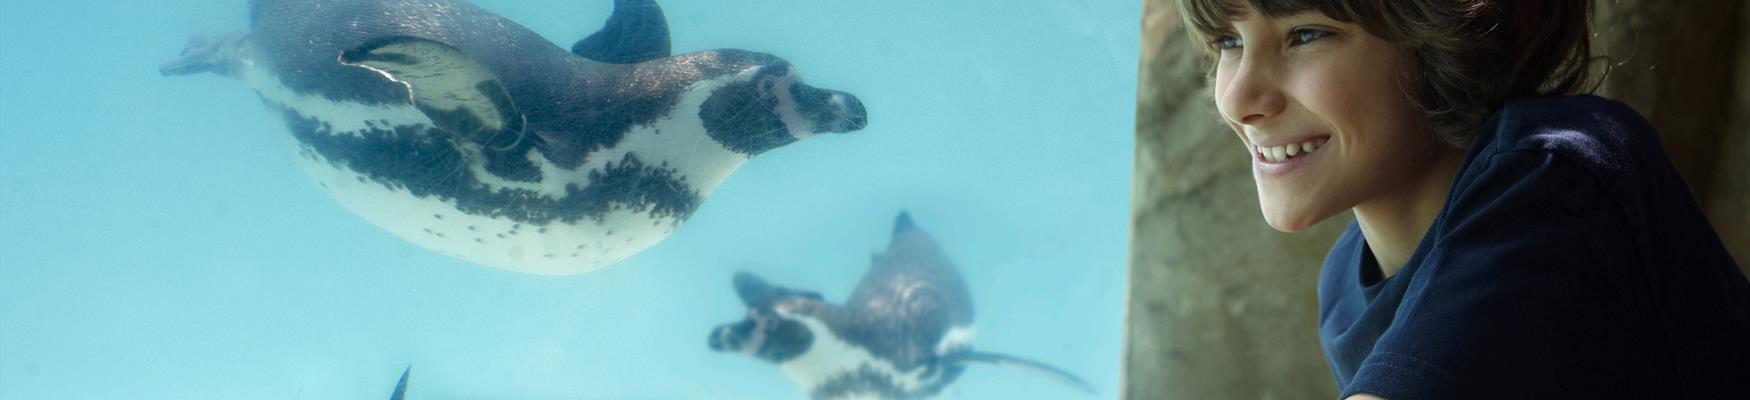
[1342,150,1667,399]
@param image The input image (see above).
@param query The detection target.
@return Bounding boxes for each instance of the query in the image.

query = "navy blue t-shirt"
[1318,95,1750,399]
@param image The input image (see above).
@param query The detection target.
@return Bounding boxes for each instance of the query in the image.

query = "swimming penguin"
[708,212,1096,399]
[160,0,868,275]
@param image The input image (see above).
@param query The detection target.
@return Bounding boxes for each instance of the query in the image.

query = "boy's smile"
[1250,133,1330,174]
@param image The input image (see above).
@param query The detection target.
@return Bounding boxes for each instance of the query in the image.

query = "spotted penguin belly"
[239,61,747,275]
[779,318,967,400]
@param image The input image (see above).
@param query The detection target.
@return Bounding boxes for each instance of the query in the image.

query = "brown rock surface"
[1706,2,1750,273]
[1591,0,1748,273]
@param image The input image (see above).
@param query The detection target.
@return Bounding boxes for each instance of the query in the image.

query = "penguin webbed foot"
[160,32,247,77]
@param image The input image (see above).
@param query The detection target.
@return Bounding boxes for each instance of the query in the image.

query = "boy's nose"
[1218,60,1287,126]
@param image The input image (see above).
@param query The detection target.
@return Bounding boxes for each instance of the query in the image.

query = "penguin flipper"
[893,210,916,235]
[948,351,1098,396]
[389,365,410,400]
[340,36,526,150]
[572,0,671,64]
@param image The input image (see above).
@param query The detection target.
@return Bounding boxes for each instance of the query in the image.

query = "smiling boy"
[1176,0,1750,398]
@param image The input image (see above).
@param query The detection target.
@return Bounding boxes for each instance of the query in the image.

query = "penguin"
[708,212,1096,399]
[160,0,867,275]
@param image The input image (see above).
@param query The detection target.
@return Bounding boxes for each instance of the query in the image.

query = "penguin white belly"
[779,317,953,400]
[291,150,675,274]
[237,60,748,275]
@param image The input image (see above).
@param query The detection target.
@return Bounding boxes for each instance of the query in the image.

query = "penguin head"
[709,271,824,363]
[696,50,867,156]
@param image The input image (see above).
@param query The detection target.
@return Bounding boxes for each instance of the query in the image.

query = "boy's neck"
[1354,147,1466,278]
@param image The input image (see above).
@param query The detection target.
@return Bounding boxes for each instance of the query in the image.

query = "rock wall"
[1126,1,1747,399]
[1592,0,1749,270]
[1714,2,1750,269]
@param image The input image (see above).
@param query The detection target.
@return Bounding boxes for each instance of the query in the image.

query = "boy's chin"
[1264,217,1314,233]
[1260,204,1332,233]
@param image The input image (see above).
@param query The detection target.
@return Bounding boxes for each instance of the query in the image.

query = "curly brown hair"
[1177,0,1596,148]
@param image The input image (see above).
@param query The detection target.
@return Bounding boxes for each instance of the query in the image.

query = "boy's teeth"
[1256,138,1328,163]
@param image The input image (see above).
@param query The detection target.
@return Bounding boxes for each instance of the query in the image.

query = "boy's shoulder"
[1466,94,1657,180]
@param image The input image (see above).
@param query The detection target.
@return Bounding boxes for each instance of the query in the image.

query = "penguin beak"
[790,84,867,133]
[826,90,868,132]
[708,319,758,353]
[708,324,735,352]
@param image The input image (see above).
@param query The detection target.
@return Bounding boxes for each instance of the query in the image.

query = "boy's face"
[1210,8,1448,232]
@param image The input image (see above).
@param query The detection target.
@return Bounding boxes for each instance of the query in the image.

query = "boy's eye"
[1288,28,1332,46]
[1213,35,1243,51]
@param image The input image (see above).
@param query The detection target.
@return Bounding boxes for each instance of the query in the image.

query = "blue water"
[0,0,1137,398]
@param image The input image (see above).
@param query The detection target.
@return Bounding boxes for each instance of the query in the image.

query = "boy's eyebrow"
[1228,10,1342,34]
[1216,6,1252,24]
[1187,6,1245,35]
[1275,10,1344,24]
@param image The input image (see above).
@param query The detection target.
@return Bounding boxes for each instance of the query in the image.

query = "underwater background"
[0,0,1138,398]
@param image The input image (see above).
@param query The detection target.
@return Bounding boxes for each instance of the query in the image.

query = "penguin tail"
[947,351,1098,396]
